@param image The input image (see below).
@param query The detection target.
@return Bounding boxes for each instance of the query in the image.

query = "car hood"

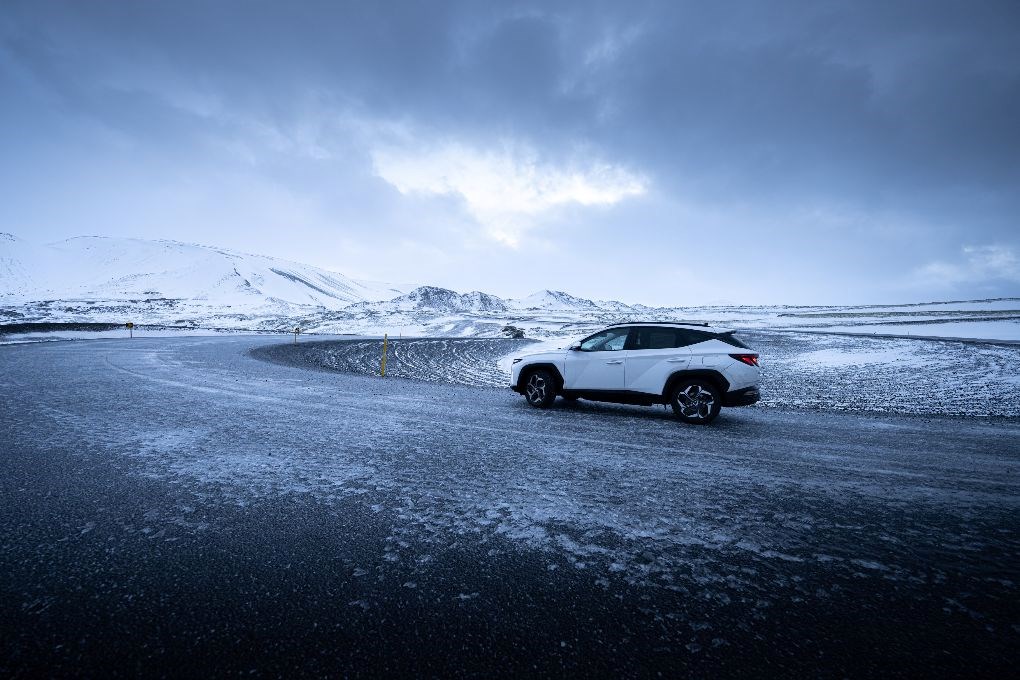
[518,349,568,362]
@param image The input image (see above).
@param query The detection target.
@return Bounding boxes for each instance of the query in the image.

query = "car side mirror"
[568,342,581,351]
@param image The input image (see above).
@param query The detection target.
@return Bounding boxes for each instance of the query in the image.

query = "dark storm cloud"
[1,0,1018,302]
[8,1,1017,189]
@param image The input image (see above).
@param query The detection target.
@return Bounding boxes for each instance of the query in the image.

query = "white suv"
[510,323,760,424]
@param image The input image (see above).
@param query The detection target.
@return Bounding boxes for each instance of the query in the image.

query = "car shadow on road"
[511,396,756,429]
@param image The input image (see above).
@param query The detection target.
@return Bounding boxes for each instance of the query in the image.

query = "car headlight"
[512,358,522,364]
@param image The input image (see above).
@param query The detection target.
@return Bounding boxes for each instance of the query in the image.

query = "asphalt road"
[1,336,1018,678]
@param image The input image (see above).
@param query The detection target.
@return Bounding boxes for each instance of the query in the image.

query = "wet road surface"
[1,336,1018,677]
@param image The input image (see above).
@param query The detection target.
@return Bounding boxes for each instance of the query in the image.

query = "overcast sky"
[1,1,1018,305]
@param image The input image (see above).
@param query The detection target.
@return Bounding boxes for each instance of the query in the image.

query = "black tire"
[522,369,557,409]
[670,379,722,424]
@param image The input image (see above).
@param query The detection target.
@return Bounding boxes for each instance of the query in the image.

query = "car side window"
[628,327,681,350]
[579,328,631,351]
[646,329,677,349]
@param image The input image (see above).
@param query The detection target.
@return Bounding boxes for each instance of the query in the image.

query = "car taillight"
[729,353,759,367]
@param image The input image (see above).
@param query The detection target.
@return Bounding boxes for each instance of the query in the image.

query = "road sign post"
[126,322,134,338]
[293,327,301,344]
[381,333,388,377]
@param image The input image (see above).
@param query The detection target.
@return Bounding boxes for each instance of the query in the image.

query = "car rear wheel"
[670,379,721,424]
[523,369,556,409]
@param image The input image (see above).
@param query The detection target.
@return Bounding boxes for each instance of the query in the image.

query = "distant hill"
[2,233,1017,341]
[0,234,409,309]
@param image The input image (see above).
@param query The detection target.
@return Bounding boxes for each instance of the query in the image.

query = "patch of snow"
[806,321,1020,343]
[794,348,929,368]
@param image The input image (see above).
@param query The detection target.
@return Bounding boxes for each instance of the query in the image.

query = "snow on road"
[2,335,1018,676]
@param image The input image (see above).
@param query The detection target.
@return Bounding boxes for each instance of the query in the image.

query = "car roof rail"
[607,321,713,328]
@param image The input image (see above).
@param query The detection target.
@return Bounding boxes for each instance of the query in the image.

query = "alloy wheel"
[674,384,716,421]
[525,373,548,405]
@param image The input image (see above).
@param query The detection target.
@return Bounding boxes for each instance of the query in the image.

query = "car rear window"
[675,329,714,347]
[714,332,750,349]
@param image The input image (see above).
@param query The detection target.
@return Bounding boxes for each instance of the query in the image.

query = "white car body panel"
[564,350,627,390]
[625,346,692,394]
[718,358,759,391]
[510,350,566,389]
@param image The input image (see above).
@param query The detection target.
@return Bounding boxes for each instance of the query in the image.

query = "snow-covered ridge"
[2,234,1019,342]
[1,234,408,308]
[370,286,509,313]
[514,289,600,311]
[0,234,657,333]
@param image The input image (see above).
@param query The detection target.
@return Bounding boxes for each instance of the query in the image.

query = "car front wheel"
[670,379,721,424]
[523,369,556,409]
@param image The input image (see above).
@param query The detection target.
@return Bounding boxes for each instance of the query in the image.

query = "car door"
[624,327,691,394]
[563,327,631,391]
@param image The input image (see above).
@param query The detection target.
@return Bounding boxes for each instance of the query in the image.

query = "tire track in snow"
[292,338,534,388]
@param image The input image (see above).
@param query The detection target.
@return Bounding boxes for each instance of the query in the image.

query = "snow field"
[744,331,1020,417]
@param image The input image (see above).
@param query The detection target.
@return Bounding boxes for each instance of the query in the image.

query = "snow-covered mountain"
[510,289,602,312]
[374,286,509,314]
[0,234,650,333]
[0,234,407,308]
[3,233,1018,341]
[0,232,36,298]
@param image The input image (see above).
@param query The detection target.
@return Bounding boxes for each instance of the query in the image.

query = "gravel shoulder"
[257,331,1020,417]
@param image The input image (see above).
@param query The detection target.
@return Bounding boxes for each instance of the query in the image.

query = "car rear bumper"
[722,386,760,407]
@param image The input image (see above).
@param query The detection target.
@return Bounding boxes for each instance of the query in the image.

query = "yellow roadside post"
[381,333,388,377]
[126,322,134,338]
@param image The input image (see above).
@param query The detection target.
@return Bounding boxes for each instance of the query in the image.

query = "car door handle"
[665,358,687,363]
[605,360,624,365]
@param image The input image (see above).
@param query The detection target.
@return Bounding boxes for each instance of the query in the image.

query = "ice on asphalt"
[3,335,1018,670]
